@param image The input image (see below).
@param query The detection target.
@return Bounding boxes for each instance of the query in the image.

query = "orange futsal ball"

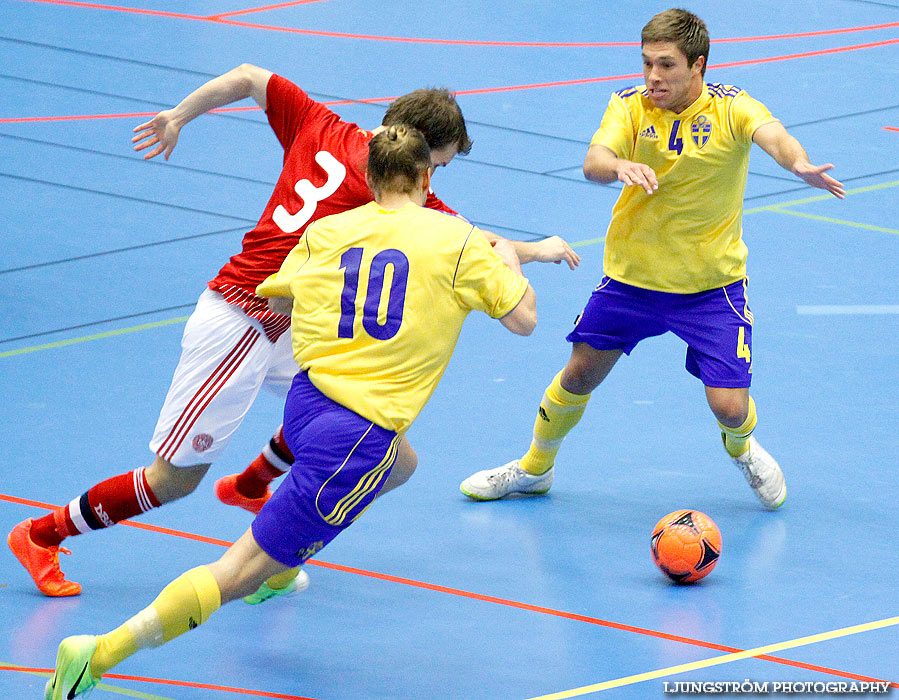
[650,510,721,584]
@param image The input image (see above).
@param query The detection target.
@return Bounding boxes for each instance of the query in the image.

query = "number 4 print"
[737,326,751,363]
[668,119,683,155]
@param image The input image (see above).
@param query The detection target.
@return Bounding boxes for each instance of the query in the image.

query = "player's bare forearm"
[171,64,272,125]
[584,143,657,194]
[491,238,524,275]
[753,121,845,198]
[133,64,272,161]
[513,237,580,269]
[481,231,579,270]
[583,144,620,184]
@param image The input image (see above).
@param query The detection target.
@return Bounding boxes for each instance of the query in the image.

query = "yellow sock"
[520,371,591,475]
[266,566,300,590]
[90,625,136,678]
[91,566,221,676]
[718,396,757,457]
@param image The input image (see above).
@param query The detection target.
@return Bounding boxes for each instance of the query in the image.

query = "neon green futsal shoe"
[243,568,310,605]
[45,635,100,700]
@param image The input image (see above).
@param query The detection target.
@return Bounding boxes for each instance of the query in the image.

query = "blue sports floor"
[1,1,897,698]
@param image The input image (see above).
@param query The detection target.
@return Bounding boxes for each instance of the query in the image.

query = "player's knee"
[710,399,748,427]
[146,456,211,503]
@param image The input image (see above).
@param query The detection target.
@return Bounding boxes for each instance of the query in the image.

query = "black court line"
[0,133,278,187]
[0,73,177,111]
[0,172,257,223]
[0,36,218,78]
[789,103,899,128]
[0,226,249,275]
[0,304,196,344]
[744,167,899,201]
[468,222,546,241]
[845,0,899,9]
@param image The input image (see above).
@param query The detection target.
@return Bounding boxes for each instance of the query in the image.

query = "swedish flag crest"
[691,115,712,148]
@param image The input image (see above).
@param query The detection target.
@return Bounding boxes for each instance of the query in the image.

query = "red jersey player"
[8,63,580,597]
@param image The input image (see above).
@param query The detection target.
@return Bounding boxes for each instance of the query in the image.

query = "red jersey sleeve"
[265,74,330,154]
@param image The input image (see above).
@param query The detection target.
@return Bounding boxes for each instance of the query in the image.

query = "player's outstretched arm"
[752,121,845,199]
[132,63,274,161]
[584,143,658,195]
[480,231,580,270]
[513,236,580,269]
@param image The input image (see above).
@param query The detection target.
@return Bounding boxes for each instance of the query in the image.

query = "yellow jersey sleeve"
[590,92,635,159]
[452,228,530,319]
[729,91,778,142]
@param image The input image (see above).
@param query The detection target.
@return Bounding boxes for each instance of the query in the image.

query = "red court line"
[5,29,898,124]
[0,665,320,699]
[207,0,328,20]
[885,126,899,132]
[2,492,896,688]
[17,0,899,47]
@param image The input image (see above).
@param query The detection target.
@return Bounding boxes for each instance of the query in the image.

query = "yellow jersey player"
[45,125,537,700]
[461,8,843,506]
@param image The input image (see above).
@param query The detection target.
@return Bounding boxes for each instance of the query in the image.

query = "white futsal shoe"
[729,436,786,509]
[460,459,553,501]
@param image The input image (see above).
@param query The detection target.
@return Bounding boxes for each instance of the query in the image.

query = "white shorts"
[149,289,299,467]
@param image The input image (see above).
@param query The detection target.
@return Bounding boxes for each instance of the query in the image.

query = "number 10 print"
[338,247,409,340]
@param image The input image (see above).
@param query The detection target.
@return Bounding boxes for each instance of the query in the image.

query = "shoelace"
[487,467,521,486]
[47,546,74,581]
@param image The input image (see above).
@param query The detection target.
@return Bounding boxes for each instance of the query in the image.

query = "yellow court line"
[525,615,899,700]
[0,316,189,359]
[0,663,178,700]
[768,209,899,235]
[744,178,899,214]
[571,235,606,247]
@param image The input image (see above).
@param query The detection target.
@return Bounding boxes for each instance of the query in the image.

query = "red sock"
[235,426,294,498]
[28,468,161,548]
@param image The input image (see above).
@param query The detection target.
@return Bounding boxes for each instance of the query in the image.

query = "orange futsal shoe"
[214,474,271,515]
[7,519,82,597]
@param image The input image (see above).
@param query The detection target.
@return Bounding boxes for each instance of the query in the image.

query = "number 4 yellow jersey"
[591,83,778,293]
[257,201,529,432]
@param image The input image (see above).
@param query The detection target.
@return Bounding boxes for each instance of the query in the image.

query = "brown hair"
[367,125,431,197]
[642,8,709,76]
[382,88,472,155]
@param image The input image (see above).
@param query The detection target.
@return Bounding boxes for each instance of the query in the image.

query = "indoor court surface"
[1,0,898,697]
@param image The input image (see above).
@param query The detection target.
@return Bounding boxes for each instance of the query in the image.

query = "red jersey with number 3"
[208,74,455,340]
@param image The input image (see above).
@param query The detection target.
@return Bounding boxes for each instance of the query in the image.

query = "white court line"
[796,305,899,315]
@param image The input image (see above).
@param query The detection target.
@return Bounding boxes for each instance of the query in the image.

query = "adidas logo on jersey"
[639,125,658,139]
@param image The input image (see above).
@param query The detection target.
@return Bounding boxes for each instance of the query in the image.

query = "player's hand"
[132,110,181,161]
[266,296,293,316]
[794,163,845,199]
[616,161,658,195]
[530,236,581,270]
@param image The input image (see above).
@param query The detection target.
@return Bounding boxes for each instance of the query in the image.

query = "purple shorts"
[252,371,398,567]
[566,277,754,388]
